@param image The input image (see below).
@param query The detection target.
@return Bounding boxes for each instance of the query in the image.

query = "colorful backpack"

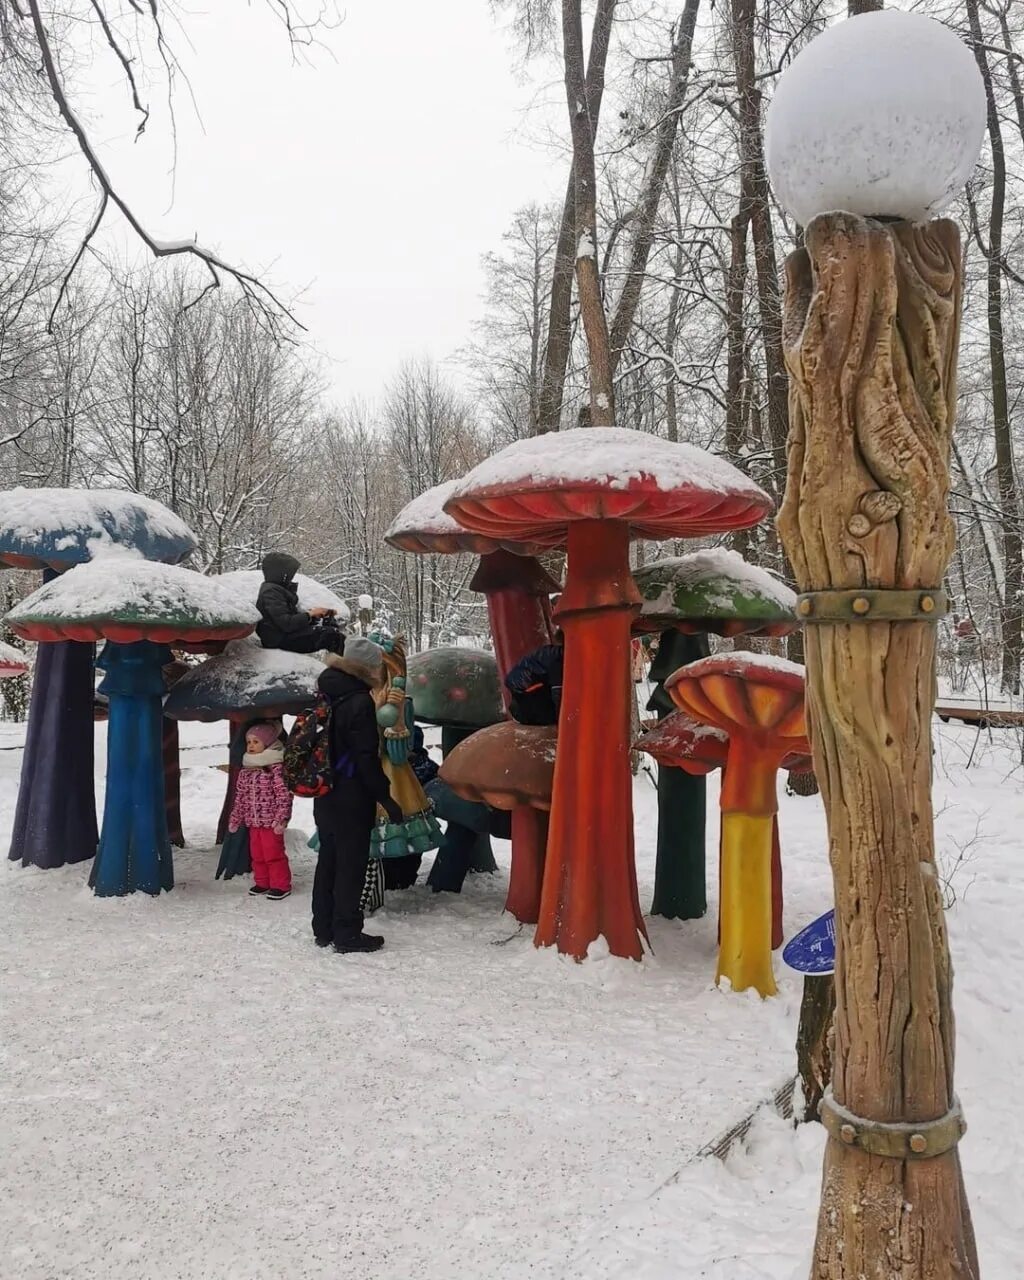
[283,694,335,797]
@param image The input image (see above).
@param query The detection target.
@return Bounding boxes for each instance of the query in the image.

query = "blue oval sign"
[783,909,835,975]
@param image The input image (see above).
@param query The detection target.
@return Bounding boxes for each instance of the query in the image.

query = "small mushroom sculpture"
[439,720,557,921]
[634,709,807,951]
[446,427,771,961]
[0,640,29,678]
[7,556,258,895]
[406,646,505,883]
[666,652,808,996]
[632,550,798,922]
[0,487,196,870]
[164,637,325,852]
[385,480,560,707]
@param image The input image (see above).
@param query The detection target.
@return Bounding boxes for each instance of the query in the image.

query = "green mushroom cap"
[633,548,797,637]
[406,646,504,729]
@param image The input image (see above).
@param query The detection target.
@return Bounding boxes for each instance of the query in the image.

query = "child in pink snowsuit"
[229,720,293,900]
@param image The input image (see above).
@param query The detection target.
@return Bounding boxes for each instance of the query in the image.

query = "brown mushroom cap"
[439,721,557,811]
[444,427,772,548]
[385,479,546,557]
[666,652,807,744]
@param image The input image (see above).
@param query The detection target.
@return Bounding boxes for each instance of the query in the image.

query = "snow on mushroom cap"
[444,427,771,546]
[163,637,324,721]
[217,569,350,621]
[0,640,29,676]
[385,480,543,556]
[0,487,196,570]
[635,549,796,630]
[6,554,259,645]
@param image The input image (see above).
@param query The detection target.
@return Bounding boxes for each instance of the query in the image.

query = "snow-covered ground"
[0,716,1020,1279]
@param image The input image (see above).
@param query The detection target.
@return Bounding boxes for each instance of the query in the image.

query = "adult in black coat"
[256,552,343,654]
[312,638,401,953]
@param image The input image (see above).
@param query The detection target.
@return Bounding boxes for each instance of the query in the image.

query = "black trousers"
[312,791,375,943]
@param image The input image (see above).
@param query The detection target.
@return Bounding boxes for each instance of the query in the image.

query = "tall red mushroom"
[666,652,807,995]
[387,481,561,921]
[446,427,771,960]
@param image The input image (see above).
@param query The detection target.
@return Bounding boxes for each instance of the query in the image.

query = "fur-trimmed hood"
[323,637,384,688]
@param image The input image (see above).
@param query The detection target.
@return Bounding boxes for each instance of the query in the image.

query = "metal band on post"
[819,1090,966,1160]
[797,588,947,624]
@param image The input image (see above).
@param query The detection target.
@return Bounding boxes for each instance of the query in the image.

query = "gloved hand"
[272,823,287,836]
[383,798,403,825]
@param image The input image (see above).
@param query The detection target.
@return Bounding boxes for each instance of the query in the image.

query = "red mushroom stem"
[469,548,558,923]
[536,520,646,960]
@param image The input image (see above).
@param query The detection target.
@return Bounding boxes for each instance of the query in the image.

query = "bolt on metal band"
[796,588,947,623]
[819,1089,966,1160]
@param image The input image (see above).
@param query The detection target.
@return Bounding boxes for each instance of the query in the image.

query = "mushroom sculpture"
[388,486,561,915]
[164,638,324,877]
[0,640,29,678]
[385,480,560,704]
[440,720,556,909]
[0,487,196,870]
[7,556,258,895]
[666,652,808,995]
[406,646,504,885]
[632,550,797,921]
[634,709,810,951]
[446,427,771,960]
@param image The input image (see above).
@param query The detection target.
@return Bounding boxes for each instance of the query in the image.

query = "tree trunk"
[967,0,1023,695]
[778,214,977,1277]
[796,974,835,1120]
[731,0,788,504]
[536,0,616,434]
[562,0,616,425]
[608,0,700,375]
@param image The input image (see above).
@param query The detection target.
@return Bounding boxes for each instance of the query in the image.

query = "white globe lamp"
[765,11,986,225]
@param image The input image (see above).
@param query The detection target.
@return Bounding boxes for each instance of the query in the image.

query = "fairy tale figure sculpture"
[369,635,443,889]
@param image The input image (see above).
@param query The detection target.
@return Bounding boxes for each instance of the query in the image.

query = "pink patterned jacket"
[229,761,293,833]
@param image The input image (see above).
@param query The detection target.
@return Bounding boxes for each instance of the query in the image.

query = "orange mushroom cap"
[666,652,807,745]
[439,721,557,811]
[443,427,772,548]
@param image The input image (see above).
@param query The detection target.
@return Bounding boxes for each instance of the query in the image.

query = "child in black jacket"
[256,552,343,654]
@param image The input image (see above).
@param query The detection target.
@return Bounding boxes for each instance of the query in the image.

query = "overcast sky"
[76,1,565,402]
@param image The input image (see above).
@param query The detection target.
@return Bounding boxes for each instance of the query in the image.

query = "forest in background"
[2,0,1023,705]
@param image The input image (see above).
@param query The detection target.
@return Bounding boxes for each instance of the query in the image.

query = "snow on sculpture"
[765,11,985,226]
[0,487,197,871]
[8,555,258,896]
[0,641,29,678]
[446,426,771,961]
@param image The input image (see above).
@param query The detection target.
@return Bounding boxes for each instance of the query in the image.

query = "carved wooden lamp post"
[766,10,984,1273]
[446,427,771,960]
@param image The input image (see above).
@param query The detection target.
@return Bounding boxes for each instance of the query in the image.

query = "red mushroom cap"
[444,427,772,548]
[0,640,29,678]
[385,479,547,557]
[633,711,729,775]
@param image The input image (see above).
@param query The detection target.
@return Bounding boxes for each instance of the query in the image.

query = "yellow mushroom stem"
[716,739,787,998]
[718,812,777,997]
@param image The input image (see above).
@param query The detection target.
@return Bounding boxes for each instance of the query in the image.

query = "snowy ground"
[1,716,1020,1279]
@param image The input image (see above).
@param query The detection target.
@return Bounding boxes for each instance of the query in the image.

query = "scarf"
[243,745,285,769]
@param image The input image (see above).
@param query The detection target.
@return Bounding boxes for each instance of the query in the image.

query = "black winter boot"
[334,933,385,954]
